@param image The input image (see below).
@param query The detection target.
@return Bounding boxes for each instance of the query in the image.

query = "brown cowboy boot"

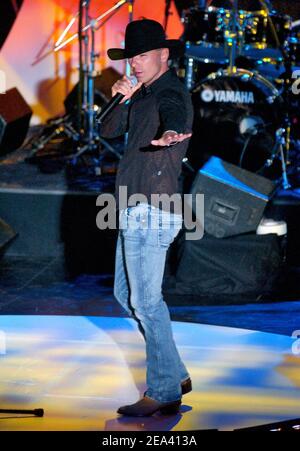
[117,396,181,417]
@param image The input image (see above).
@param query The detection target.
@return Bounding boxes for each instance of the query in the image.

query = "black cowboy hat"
[107,19,184,60]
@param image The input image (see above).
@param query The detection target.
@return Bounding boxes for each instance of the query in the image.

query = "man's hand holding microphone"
[96,75,142,123]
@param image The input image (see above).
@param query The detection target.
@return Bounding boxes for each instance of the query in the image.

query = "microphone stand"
[0,408,44,417]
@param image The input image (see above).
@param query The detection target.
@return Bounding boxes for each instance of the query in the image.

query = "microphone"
[182,157,195,173]
[96,76,138,123]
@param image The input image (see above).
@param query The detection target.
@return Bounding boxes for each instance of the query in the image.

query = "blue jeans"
[114,203,189,403]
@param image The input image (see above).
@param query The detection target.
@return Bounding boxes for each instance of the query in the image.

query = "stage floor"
[0,315,299,431]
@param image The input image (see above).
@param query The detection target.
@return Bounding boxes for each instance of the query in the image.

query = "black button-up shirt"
[100,69,194,211]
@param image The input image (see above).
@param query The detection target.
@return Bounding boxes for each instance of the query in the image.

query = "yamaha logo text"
[201,89,255,104]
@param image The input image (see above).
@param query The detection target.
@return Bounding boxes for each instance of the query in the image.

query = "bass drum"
[188,69,284,176]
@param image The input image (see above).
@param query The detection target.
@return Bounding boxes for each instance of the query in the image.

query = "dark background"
[0,0,23,50]
[174,0,300,18]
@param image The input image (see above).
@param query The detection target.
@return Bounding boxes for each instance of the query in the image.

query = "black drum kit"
[176,0,300,189]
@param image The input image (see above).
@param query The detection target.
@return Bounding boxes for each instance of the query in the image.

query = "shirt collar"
[132,69,175,102]
[142,69,174,96]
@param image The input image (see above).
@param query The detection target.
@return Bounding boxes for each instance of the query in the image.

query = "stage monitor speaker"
[0,87,32,155]
[190,156,276,238]
[64,67,122,115]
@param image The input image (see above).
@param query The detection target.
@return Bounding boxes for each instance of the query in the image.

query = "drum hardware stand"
[26,1,133,169]
[226,0,239,74]
[265,128,291,189]
[24,115,80,160]
[258,0,293,187]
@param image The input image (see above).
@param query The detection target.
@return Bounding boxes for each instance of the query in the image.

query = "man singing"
[101,19,193,417]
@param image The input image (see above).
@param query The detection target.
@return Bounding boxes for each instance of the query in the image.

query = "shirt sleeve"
[157,89,188,134]
[99,103,129,139]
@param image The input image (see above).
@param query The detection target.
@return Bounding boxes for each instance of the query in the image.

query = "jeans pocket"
[120,207,150,236]
[158,224,181,247]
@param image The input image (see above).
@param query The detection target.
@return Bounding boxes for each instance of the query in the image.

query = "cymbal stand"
[164,0,172,32]
[258,0,292,189]
[226,0,239,74]
[264,128,291,189]
[72,0,99,157]
[0,408,44,417]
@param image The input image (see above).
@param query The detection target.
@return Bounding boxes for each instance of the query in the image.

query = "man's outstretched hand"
[151,130,192,147]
